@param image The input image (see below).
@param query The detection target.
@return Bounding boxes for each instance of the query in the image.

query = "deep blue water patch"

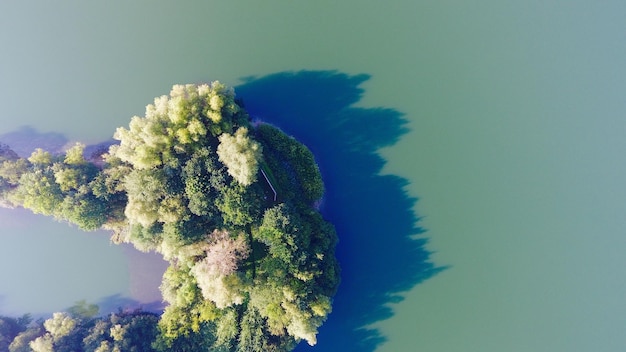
[237,71,445,352]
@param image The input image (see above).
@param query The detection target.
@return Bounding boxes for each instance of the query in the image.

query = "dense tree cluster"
[0,303,159,352]
[0,82,339,351]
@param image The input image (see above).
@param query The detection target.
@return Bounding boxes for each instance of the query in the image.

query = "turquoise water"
[1,1,626,351]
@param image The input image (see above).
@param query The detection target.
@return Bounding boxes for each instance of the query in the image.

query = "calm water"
[2,1,626,351]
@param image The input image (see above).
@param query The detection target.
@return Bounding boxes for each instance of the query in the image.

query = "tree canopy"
[0,81,339,351]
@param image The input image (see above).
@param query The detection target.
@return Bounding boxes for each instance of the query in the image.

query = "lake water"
[1,1,626,351]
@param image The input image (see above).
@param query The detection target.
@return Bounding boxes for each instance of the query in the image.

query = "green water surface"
[1,1,625,351]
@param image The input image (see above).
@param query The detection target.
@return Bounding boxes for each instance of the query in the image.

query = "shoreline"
[118,242,168,313]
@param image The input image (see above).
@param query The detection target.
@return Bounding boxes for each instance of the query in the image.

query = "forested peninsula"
[0,82,340,351]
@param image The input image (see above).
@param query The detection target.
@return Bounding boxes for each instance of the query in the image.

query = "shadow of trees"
[95,294,164,316]
[0,126,68,157]
[0,73,443,350]
[0,126,119,161]
[236,71,445,351]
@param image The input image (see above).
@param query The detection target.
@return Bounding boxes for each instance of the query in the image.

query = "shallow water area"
[0,207,131,317]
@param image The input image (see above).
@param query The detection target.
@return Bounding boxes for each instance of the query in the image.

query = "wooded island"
[0,82,340,351]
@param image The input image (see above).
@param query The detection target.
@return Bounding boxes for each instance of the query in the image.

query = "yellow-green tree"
[217,127,262,186]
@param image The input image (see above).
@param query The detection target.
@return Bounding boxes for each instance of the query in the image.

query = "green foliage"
[160,265,200,307]
[256,124,324,203]
[9,326,43,352]
[0,144,110,230]
[64,143,87,165]
[126,223,164,253]
[216,183,262,227]
[0,315,31,352]
[109,313,160,352]
[63,195,108,231]
[182,147,221,217]
[109,82,249,171]
[27,148,54,165]
[257,204,310,268]
[53,167,82,192]
[1,82,338,351]
[213,308,238,349]
[29,334,53,352]
[82,320,111,351]
[123,168,169,227]
[11,169,64,215]
[44,312,78,341]
[217,127,262,186]
[0,158,30,185]
[67,300,99,319]
[2,308,160,352]
[237,305,269,352]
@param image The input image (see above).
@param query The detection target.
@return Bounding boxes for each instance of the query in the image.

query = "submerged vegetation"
[0,82,339,351]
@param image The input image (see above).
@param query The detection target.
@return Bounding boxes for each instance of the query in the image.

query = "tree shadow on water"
[236,71,446,351]
[0,126,68,157]
[0,126,118,161]
[95,294,164,316]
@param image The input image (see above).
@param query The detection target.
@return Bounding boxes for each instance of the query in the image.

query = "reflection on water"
[96,293,164,316]
[0,126,119,159]
[237,71,446,351]
[0,126,69,157]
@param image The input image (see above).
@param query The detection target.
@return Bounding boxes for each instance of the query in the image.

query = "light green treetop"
[217,127,262,186]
